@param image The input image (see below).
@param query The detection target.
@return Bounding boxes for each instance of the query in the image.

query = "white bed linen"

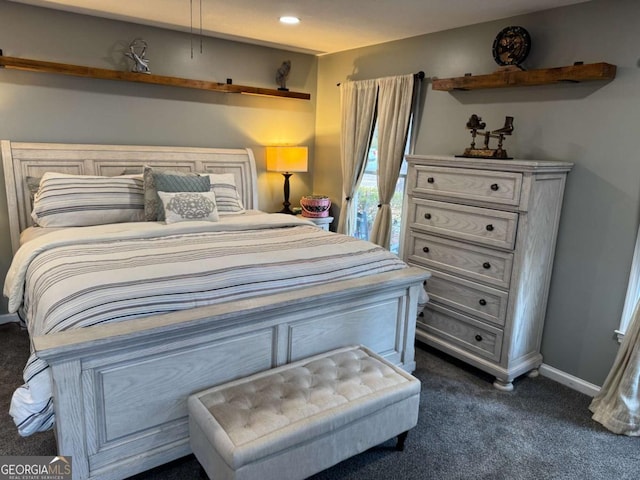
[19,226,64,245]
[18,210,297,246]
[4,212,418,436]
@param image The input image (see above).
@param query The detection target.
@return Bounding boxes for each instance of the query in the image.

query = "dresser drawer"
[410,198,518,250]
[405,232,513,289]
[411,165,522,207]
[419,303,503,362]
[425,270,508,327]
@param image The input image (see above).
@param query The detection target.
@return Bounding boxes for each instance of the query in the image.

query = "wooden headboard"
[1,141,259,254]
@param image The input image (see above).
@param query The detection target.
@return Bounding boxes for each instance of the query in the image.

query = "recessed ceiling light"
[279,16,300,25]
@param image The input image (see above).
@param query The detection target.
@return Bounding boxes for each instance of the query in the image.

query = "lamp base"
[278,172,296,215]
[278,206,295,215]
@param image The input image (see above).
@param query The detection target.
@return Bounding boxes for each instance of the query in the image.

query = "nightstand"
[297,215,334,231]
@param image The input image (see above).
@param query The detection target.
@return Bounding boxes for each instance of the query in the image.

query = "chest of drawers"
[402,155,572,390]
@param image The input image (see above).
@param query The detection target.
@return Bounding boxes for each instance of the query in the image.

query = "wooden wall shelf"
[0,53,311,100]
[432,62,616,91]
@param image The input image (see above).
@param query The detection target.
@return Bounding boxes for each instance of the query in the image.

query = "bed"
[1,141,428,480]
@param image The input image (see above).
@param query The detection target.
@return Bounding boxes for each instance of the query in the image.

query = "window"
[354,125,409,254]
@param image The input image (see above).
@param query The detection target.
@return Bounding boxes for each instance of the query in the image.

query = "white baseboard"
[539,363,600,397]
[0,313,19,325]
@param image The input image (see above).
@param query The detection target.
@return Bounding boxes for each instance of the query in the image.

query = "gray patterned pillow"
[157,191,219,224]
[154,172,211,221]
[143,166,207,221]
[26,176,41,203]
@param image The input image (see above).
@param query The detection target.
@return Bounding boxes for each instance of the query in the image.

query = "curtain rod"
[336,71,425,87]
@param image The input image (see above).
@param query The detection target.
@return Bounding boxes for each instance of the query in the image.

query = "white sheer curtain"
[589,302,640,435]
[337,79,378,236]
[369,74,415,248]
[618,229,640,337]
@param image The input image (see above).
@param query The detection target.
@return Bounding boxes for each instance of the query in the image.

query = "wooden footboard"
[34,268,428,480]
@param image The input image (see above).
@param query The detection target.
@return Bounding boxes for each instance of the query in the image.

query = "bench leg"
[396,431,409,451]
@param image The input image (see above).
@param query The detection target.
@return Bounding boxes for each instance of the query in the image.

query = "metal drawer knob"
[483,262,491,269]
[422,246,430,253]
[475,334,483,342]
[491,183,499,191]
[479,299,487,306]
[424,213,432,220]
[427,177,435,183]
[486,224,494,232]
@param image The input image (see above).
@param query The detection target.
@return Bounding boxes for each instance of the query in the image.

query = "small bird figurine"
[276,60,291,91]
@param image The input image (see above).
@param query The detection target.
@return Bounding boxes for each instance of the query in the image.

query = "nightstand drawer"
[410,198,518,250]
[405,232,513,289]
[425,270,508,327]
[411,165,522,206]
[419,304,503,362]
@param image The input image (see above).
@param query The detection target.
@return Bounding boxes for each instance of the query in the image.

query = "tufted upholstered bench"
[188,345,421,480]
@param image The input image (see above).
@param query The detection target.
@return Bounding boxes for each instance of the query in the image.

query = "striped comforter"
[4,212,411,436]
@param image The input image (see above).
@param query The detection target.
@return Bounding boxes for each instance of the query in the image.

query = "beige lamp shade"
[266,146,308,172]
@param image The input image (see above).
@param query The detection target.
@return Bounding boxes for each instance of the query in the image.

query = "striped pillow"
[207,174,246,214]
[31,172,145,227]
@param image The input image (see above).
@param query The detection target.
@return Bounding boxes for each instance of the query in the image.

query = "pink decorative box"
[300,195,331,218]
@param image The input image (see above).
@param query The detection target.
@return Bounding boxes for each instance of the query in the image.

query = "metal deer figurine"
[125,39,150,74]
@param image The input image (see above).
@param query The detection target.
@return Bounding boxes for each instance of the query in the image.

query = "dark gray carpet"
[1,322,637,479]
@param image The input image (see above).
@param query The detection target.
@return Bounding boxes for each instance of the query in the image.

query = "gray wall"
[315,0,640,385]
[0,1,317,313]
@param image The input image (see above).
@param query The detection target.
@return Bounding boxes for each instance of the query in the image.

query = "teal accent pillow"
[142,166,209,221]
[153,172,211,221]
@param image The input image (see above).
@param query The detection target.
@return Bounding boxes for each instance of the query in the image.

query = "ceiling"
[10,0,590,55]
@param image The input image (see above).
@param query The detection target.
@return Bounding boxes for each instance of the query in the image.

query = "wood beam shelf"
[432,62,616,91]
[0,53,311,100]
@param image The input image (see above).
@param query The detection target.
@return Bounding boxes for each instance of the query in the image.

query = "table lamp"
[266,146,308,214]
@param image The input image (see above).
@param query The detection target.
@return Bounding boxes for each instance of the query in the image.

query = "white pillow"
[158,191,219,224]
[207,174,245,215]
[31,172,145,227]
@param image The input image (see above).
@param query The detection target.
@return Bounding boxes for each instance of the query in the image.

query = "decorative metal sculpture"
[458,114,514,159]
[276,60,291,91]
[125,38,150,74]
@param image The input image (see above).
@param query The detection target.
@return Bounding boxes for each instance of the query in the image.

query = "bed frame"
[2,141,428,480]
